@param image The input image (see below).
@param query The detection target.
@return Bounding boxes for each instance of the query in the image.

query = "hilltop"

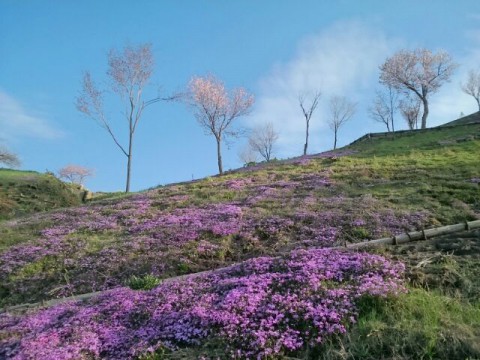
[0,169,85,220]
[347,111,480,149]
[0,118,479,359]
[438,111,480,127]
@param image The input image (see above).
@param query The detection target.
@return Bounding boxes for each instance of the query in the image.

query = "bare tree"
[328,95,357,150]
[399,97,421,130]
[368,85,399,133]
[299,91,321,155]
[76,43,174,192]
[58,165,94,185]
[238,146,258,166]
[380,48,457,129]
[0,147,20,168]
[187,74,254,175]
[248,122,279,162]
[461,69,480,111]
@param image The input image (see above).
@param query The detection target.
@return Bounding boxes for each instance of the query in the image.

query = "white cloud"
[0,90,64,142]
[247,21,400,156]
[429,41,480,126]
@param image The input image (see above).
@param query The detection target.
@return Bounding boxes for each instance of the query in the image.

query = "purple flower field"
[1,141,479,359]
[0,166,429,306]
[0,248,406,359]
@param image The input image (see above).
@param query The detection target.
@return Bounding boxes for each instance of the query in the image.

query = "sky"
[1,0,480,192]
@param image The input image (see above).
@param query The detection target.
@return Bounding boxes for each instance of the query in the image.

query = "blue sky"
[1,0,479,191]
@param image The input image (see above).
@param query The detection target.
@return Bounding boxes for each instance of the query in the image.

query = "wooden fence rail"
[343,219,480,249]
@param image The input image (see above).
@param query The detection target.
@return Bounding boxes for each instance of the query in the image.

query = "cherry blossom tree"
[298,91,321,155]
[187,75,254,175]
[328,96,356,150]
[58,165,94,185]
[380,48,457,129]
[76,43,174,192]
[0,147,20,168]
[368,85,399,133]
[248,122,279,162]
[461,69,480,111]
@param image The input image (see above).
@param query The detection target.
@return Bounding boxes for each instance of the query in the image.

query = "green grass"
[89,191,134,203]
[318,289,480,360]
[0,169,84,220]
[330,141,480,224]
[438,111,480,127]
[0,220,54,251]
[347,123,480,157]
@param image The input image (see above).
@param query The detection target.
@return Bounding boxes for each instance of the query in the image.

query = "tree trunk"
[389,90,395,135]
[333,129,337,150]
[216,136,223,175]
[476,98,480,111]
[303,120,309,155]
[125,131,133,193]
[421,98,428,129]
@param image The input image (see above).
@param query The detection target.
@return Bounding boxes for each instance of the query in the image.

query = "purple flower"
[1,249,405,359]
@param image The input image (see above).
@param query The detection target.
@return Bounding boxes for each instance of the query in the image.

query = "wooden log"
[346,220,480,250]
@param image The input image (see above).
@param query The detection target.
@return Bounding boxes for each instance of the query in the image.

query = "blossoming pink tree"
[187,75,254,175]
[380,48,457,129]
[58,164,94,185]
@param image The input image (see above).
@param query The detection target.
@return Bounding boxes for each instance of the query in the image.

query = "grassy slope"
[1,123,479,358]
[0,169,84,220]
[437,110,480,127]
[335,123,480,223]
[157,124,480,359]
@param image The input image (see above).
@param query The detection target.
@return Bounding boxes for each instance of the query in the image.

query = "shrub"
[126,274,162,290]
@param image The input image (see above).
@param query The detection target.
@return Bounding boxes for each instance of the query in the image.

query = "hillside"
[0,121,479,359]
[0,169,85,220]
[347,111,480,147]
[438,111,480,127]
